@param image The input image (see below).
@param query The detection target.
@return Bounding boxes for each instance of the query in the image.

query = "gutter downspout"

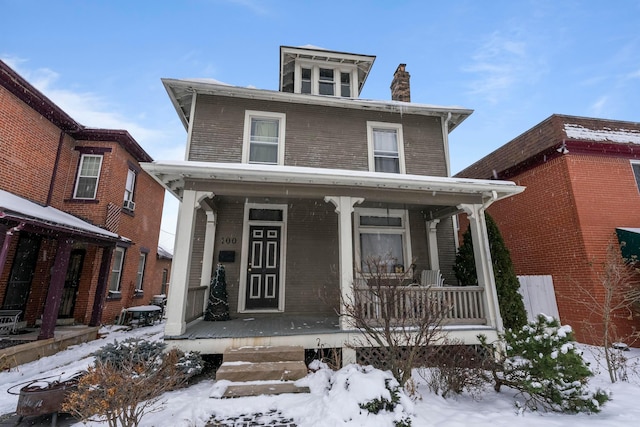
[441,112,452,177]
[46,130,66,206]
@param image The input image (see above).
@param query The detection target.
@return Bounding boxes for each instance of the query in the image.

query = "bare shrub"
[342,256,451,388]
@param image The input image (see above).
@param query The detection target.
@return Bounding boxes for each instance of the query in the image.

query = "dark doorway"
[245,225,281,309]
[58,249,85,318]
[3,233,41,314]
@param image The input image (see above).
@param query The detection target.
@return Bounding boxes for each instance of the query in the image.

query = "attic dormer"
[279,45,376,98]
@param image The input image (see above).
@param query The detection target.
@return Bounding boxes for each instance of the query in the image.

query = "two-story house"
[0,59,166,341]
[456,114,640,345]
[143,46,524,365]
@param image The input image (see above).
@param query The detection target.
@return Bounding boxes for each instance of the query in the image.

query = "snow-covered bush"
[306,364,413,426]
[480,314,610,413]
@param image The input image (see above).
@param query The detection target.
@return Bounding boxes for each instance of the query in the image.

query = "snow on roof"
[564,123,640,144]
[0,189,119,240]
[157,245,173,259]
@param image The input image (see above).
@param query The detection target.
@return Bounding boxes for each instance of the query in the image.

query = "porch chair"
[0,310,22,335]
[420,270,445,287]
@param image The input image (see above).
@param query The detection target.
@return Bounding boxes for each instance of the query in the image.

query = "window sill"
[133,291,144,299]
[121,207,135,217]
[65,198,100,204]
[107,291,122,301]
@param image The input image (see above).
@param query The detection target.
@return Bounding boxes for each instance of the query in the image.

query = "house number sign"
[220,237,237,244]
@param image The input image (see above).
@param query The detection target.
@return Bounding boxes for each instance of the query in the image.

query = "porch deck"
[169,314,341,340]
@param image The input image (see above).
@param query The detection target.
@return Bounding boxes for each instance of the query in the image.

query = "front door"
[2,233,41,313]
[58,249,85,318]
[245,225,281,309]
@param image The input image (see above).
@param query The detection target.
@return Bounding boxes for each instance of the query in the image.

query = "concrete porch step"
[216,360,308,382]
[216,381,310,398]
[223,345,304,363]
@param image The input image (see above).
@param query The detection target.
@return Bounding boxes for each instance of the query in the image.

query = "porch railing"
[354,285,486,326]
[186,286,207,322]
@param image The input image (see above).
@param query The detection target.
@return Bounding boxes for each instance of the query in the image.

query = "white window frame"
[73,154,103,199]
[354,208,412,276]
[242,110,286,165]
[109,247,126,293]
[294,61,357,98]
[135,252,146,292]
[631,160,640,193]
[123,169,136,209]
[367,122,406,174]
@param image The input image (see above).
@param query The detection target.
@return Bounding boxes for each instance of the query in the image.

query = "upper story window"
[295,63,356,98]
[631,161,640,192]
[367,122,405,174]
[74,154,103,199]
[123,169,136,211]
[242,110,286,165]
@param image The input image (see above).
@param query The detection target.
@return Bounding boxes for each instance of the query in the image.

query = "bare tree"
[576,237,640,383]
[342,256,452,387]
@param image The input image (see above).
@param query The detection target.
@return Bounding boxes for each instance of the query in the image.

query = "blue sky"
[2,0,640,249]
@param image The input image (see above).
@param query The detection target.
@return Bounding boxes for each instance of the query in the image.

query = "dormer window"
[280,46,375,98]
[294,63,356,97]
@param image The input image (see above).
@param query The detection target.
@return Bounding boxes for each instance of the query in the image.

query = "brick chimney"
[390,64,410,102]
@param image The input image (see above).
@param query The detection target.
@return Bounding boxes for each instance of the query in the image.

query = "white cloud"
[463,31,544,104]
[589,95,608,116]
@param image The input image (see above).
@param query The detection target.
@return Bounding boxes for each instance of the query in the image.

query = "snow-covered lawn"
[1,322,639,426]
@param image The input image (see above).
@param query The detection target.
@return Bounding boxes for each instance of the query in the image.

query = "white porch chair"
[420,269,445,287]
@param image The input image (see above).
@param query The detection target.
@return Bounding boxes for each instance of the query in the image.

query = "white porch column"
[165,189,198,336]
[199,196,217,313]
[457,203,503,333]
[426,219,440,270]
[325,196,364,331]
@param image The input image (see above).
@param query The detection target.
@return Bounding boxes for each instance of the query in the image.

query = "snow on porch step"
[223,345,304,363]
[216,360,308,382]
[211,380,310,398]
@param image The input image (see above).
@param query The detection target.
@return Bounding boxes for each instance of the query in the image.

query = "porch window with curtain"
[357,212,408,273]
[249,118,279,164]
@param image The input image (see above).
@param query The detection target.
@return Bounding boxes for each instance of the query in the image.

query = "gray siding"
[189,94,447,177]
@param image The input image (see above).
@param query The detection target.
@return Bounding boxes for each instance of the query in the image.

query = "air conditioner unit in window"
[123,199,136,211]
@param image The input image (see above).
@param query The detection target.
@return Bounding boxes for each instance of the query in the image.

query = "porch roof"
[142,161,525,209]
[0,189,123,244]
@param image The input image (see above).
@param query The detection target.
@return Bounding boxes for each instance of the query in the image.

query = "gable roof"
[0,60,153,163]
[456,114,640,180]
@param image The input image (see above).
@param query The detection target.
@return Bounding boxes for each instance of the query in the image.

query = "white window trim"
[73,154,103,199]
[109,247,126,292]
[238,203,288,313]
[366,121,406,174]
[124,169,136,203]
[135,253,146,292]
[242,110,286,165]
[294,61,358,98]
[353,208,412,277]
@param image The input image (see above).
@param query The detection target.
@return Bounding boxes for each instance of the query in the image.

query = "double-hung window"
[295,63,356,98]
[631,161,640,192]
[123,169,136,211]
[367,122,405,174]
[355,209,411,274]
[109,247,125,293]
[243,111,286,165]
[74,154,103,199]
[135,253,146,293]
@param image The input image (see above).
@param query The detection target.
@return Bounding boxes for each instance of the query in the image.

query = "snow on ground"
[2,322,640,426]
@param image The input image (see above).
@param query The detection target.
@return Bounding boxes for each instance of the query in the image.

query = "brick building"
[0,59,167,338]
[456,114,640,344]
